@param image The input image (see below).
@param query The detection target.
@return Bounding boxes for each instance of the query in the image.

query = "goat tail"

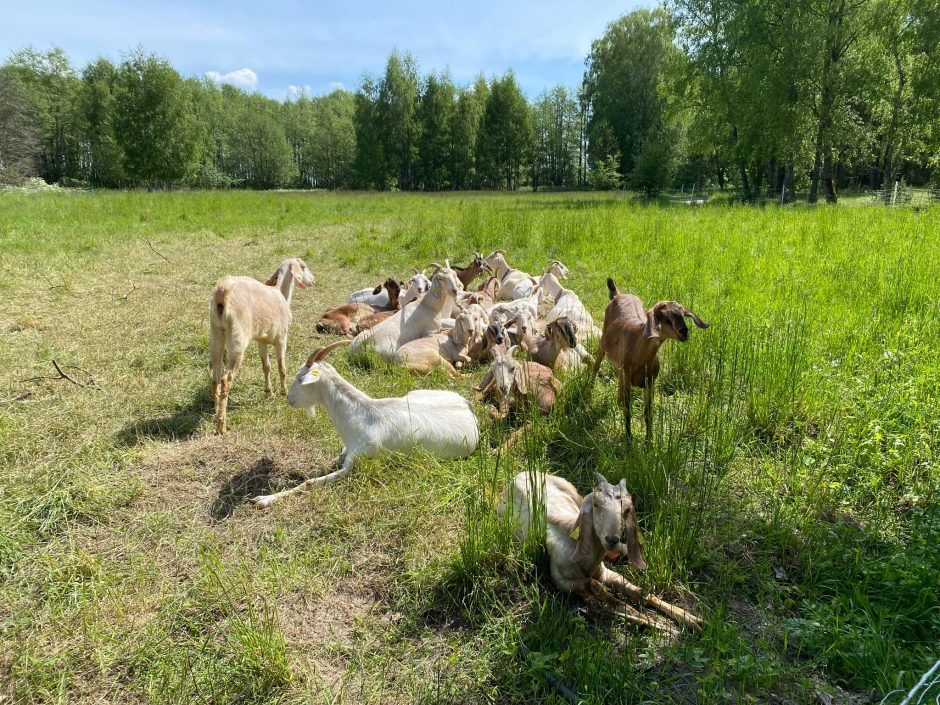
[212,281,234,322]
[606,277,619,300]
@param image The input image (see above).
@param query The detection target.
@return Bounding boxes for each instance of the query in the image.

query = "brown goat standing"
[451,252,485,289]
[588,278,708,441]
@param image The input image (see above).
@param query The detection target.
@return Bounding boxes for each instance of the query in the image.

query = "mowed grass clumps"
[0,190,938,704]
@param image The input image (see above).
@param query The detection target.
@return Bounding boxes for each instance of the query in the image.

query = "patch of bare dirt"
[134,435,326,520]
[278,579,383,695]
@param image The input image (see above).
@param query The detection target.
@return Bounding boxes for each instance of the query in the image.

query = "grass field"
[1,190,938,704]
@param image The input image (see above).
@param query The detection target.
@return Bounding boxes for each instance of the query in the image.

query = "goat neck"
[274,268,298,306]
[315,367,374,446]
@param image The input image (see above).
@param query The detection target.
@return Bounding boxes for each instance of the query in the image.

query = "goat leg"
[258,343,272,396]
[644,382,653,441]
[251,451,358,508]
[586,347,603,396]
[619,370,633,443]
[276,341,288,394]
[602,567,703,631]
[575,579,675,633]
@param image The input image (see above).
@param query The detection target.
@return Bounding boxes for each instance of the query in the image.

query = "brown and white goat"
[588,278,709,441]
[498,471,703,632]
[210,258,315,435]
[316,277,403,337]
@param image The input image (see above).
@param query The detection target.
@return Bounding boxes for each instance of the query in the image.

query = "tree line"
[1,0,937,201]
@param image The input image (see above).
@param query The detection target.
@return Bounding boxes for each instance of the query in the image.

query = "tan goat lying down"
[499,471,703,633]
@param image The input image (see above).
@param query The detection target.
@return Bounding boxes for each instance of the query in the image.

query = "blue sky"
[2,0,647,99]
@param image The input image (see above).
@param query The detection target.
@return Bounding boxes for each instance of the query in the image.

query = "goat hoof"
[250,495,276,509]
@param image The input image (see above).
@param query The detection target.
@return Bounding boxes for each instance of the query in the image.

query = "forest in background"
[1,1,938,201]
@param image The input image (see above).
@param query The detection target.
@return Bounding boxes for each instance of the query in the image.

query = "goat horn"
[412,267,420,275]
[427,262,443,273]
[445,258,450,268]
[308,339,351,365]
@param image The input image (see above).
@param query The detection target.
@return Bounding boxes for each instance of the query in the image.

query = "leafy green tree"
[0,70,39,183]
[530,86,579,189]
[477,72,531,190]
[450,76,488,189]
[309,89,356,189]
[78,58,125,187]
[416,72,456,190]
[583,10,681,190]
[352,75,384,189]
[376,52,419,189]
[113,50,200,186]
[3,47,82,183]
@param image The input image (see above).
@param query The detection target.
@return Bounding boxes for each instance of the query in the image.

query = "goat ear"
[512,363,529,395]
[643,310,661,340]
[301,366,321,384]
[472,367,494,394]
[372,284,383,295]
[682,307,710,329]
[571,495,595,562]
[593,471,610,487]
[623,503,647,571]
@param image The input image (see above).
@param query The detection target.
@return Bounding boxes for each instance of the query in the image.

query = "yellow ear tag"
[569,525,580,540]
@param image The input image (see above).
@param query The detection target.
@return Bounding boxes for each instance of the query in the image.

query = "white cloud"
[327,81,345,92]
[287,84,312,98]
[205,68,258,90]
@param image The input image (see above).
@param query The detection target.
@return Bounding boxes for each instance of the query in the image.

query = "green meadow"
[0,190,937,704]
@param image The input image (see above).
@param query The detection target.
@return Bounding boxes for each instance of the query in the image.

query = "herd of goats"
[208,251,709,633]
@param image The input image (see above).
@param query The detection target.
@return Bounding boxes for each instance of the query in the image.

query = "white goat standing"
[251,342,480,507]
[209,257,315,435]
[499,470,704,633]
[349,262,462,360]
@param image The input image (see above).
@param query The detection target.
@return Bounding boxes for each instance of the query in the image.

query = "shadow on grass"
[210,456,306,520]
[117,385,215,446]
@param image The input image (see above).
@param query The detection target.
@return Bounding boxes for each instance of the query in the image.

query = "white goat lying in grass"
[499,470,704,633]
[251,341,480,507]
[349,262,462,360]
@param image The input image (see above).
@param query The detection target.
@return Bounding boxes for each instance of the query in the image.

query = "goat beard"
[303,406,317,417]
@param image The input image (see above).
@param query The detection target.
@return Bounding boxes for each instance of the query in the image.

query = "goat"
[354,308,398,334]
[317,278,402,337]
[588,278,709,441]
[457,275,500,311]
[399,269,432,307]
[452,252,485,289]
[251,341,479,507]
[517,316,592,370]
[350,262,463,360]
[546,260,570,280]
[474,345,559,419]
[498,471,703,632]
[484,250,539,301]
[348,276,406,307]
[488,288,540,326]
[393,308,484,375]
[210,258,315,435]
[466,319,507,364]
[538,272,600,341]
